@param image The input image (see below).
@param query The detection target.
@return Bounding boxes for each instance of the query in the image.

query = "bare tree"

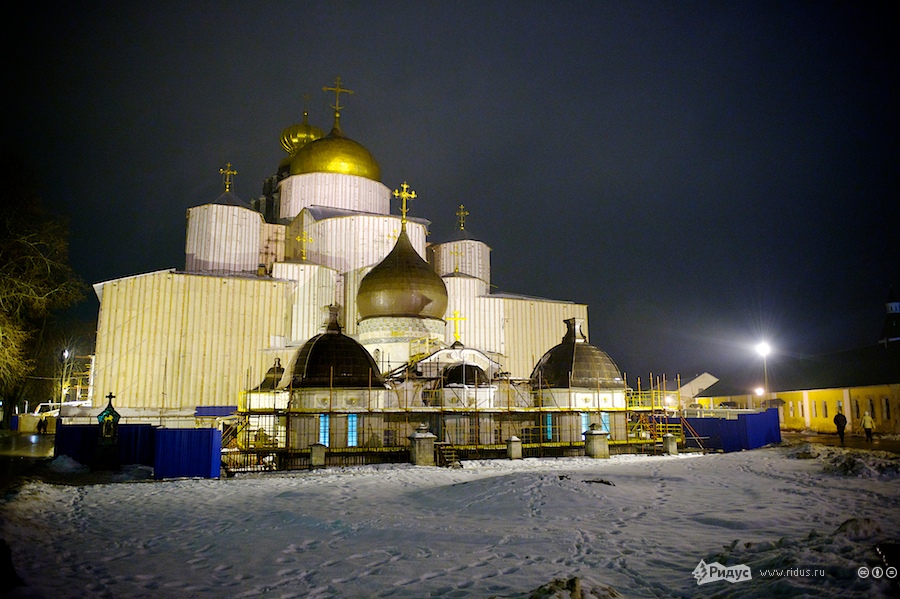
[1,166,86,425]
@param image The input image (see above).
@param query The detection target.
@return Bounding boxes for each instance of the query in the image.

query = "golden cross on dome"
[323,76,353,115]
[446,310,466,343]
[393,181,417,227]
[456,204,469,231]
[296,231,314,261]
[219,163,238,192]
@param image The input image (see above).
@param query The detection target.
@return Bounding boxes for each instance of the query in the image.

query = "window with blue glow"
[319,414,330,447]
[348,414,358,447]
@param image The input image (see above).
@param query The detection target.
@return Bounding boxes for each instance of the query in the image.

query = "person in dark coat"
[833,410,847,445]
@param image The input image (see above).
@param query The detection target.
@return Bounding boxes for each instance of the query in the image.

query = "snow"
[2,445,898,598]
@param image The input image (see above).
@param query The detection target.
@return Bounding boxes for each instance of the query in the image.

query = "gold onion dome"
[278,111,325,169]
[289,114,381,181]
[357,228,448,320]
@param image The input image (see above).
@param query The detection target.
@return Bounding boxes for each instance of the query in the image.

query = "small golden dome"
[278,112,325,171]
[357,229,448,320]
[280,112,325,154]
[289,117,381,181]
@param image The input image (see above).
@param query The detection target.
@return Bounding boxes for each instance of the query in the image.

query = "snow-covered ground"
[2,444,898,598]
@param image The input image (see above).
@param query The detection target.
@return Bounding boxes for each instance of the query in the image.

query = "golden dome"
[280,111,325,154]
[278,112,325,170]
[357,229,448,320]
[289,117,381,181]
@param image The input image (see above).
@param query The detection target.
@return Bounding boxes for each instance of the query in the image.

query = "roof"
[700,343,900,397]
[305,205,431,227]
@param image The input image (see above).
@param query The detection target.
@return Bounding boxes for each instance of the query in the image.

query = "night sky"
[9,2,898,386]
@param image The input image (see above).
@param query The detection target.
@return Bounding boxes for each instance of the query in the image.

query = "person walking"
[833,410,847,445]
[860,411,875,443]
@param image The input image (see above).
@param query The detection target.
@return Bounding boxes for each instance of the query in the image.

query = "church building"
[77,78,628,466]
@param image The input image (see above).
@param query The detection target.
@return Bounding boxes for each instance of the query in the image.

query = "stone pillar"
[583,424,610,459]
[663,433,678,455]
[310,443,326,468]
[507,436,522,460]
[408,423,437,466]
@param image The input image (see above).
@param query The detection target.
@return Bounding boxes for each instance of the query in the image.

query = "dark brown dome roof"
[292,313,385,388]
[531,319,624,389]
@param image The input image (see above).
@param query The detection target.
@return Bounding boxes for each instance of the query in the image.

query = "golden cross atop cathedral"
[219,162,238,193]
[323,76,353,115]
[446,310,466,343]
[393,182,417,226]
[456,204,470,231]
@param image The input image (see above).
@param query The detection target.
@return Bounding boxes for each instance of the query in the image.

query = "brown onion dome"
[531,318,624,389]
[357,228,448,321]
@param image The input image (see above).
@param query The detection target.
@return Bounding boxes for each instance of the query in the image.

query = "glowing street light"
[755,342,770,405]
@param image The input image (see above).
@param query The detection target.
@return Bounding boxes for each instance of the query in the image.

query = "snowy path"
[2,447,898,598]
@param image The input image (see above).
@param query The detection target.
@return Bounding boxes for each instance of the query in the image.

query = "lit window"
[348,414,358,447]
[319,414,330,447]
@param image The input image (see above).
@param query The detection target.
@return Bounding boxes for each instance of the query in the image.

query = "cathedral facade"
[78,80,628,463]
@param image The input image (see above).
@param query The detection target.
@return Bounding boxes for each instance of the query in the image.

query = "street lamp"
[60,348,72,408]
[755,342,770,407]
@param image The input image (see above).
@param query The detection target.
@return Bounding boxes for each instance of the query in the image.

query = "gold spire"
[447,310,466,343]
[393,181,417,228]
[456,204,469,231]
[323,76,354,130]
[219,162,237,192]
[295,231,314,261]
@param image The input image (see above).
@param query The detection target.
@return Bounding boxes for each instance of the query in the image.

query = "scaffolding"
[220,369,691,472]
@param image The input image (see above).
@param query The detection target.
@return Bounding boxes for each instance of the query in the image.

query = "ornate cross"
[219,163,238,192]
[393,181,417,226]
[106,392,116,403]
[446,310,466,343]
[296,231,314,261]
[323,76,353,114]
[456,204,469,231]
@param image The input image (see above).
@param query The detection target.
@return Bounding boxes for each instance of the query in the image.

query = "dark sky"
[9,1,898,385]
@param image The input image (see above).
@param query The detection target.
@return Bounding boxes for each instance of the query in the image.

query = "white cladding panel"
[341,266,372,336]
[271,262,339,342]
[286,213,428,274]
[185,204,262,273]
[279,173,392,220]
[260,222,285,272]
[433,239,491,284]
[92,271,293,411]
[444,277,502,356]
[497,297,589,380]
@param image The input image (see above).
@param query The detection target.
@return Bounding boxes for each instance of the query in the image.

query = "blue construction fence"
[678,408,782,452]
[55,422,222,479]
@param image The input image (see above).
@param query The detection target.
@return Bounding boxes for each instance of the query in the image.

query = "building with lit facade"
[74,79,638,466]
[695,290,900,435]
